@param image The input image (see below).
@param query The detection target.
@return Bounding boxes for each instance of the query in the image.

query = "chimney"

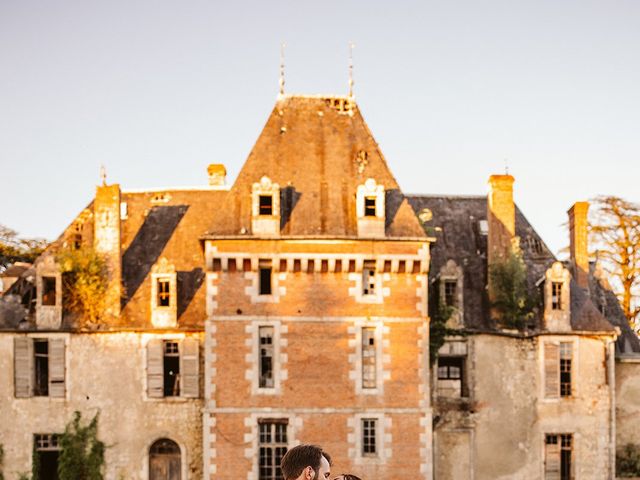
[487,174,516,265]
[94,183,121,318]
[208,164,226,187]
[568,201,590,289]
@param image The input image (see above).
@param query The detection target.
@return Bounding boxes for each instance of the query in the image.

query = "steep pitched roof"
[407,195,636,347]
[205,95,425,239]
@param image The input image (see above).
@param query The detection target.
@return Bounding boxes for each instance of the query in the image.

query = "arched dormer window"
[439,259,464,328]
[252,176,280,236]
[356,178,385,238]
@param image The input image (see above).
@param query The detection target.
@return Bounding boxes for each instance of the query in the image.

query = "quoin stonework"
[1,92,640,480]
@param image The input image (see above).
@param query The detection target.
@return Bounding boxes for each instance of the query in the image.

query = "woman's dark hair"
[340,475,363,480]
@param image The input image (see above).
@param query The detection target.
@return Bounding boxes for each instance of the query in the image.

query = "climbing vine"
[58,411,105,480]
[429,303,459,365]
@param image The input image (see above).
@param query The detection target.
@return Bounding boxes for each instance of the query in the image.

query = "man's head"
[280,444,332,480]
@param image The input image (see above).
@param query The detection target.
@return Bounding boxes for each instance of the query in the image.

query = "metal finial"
[279,43,286,96]
[100,164,107,186]
[504,159,509,175]
[348,42,355,98]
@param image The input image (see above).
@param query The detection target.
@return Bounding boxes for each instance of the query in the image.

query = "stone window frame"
[438,260,464,328]
[350,320,389,395]
[251,176,281,236]
[150,258,177,328]
[244,413,300,480]
[14,333,69,400]
[355,178,385,238]
[435,339,469,399]
[540,337,580,402]
[348,259,390,305]
[246,320,287,396]
[349,412,391,465]
[543,262,571,332]
[143,334,200,401]
[542,432,575,480]
[35,255,62,330]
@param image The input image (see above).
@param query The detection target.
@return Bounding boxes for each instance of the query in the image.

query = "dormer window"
[42,276,57,306]
[444,280,457,307]
[356,178,385,238]
[151,258,177,328]
[544,262,571,332]
[364,197,376,216]
[252,176,280,236]
[259,195,273,215]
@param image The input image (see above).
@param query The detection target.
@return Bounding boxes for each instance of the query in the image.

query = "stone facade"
[0,93,639,480]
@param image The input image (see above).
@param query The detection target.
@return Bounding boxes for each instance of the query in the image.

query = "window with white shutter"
[180,338,199,398]
[48,338,66,398]
[147,339,164,398]
[147,338,199,399]
[544,342,560,398]
[14,337,33,398]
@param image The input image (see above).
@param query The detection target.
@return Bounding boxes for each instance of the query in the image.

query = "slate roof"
[204,95,425,239]
[407,194,639,353]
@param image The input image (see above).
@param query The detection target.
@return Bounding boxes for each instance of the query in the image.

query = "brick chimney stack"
[94,183,122,318]
[568,201,590,290]
[487,174,516,266]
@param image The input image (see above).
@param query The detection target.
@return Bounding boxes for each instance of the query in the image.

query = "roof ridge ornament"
[348,41,355,98]
[100,164,107,186]
[279,42,286,97]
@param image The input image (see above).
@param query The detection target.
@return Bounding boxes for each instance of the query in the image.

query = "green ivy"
[488,248,537,330]
[58,411,105,480]
[617,443,640,477]
[429,303,459,365]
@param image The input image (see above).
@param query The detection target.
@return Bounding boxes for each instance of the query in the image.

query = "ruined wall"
[0,332,203,480]
[616,360,640,448]
[434,334,613,480]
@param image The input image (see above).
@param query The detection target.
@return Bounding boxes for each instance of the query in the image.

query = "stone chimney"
[568,201,590,289]
[487,174,516,265]
[94,183,121,318]
[208,164,226,187]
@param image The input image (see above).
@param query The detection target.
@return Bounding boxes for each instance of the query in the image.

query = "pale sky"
[1,0,639,256]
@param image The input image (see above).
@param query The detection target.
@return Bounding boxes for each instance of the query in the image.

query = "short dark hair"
[280,444,331,480]
[340,475,362,480]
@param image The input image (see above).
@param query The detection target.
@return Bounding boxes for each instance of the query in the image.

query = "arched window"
[149,438,181,480]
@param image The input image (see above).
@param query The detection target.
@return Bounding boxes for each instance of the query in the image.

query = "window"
[444,280,457,307]
[552,282,563,310]
[14,338,66,398]
[147,338,199,399]
[545,434,572,480]
[42,276,57,306]
[437,356,467,398]
[34,434,60,480]
[544,342,573,399]
[149,438,181,480]
[560,342,572,397]
[258,420,288,480]
[362,261,376,296]
[259,327,274,388]
[259,195,273,215]
[362,418,377,456]
[362,327,377,389]
[34,339,49,396]
[157,279,171,307]
[364,197,376,216]
[259,261,272,295]
[163,341,180,397]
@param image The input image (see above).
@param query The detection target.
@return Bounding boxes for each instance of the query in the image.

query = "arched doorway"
[149,438,181,480]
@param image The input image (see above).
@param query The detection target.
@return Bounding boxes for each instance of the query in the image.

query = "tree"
[58,411,105,480]
[57,248,108,326]
[489,247,537,330]
[590,196,640,331]
[0,224,48,272]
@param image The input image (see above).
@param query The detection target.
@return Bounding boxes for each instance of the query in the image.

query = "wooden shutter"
[48,338,66,398]
[147,339,164,398]
[544,343,559,398]
[180,338,199,398]
[545,439,561,479]
[14,337,33,398]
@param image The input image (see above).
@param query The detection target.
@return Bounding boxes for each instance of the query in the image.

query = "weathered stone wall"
[434,334,613,480]
[0,332,203,480]
[616,360,640,448]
